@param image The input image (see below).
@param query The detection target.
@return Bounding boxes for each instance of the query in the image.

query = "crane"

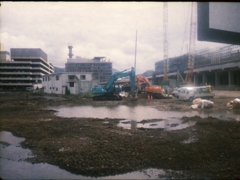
[185,2,196,84]
[176,2,196,86]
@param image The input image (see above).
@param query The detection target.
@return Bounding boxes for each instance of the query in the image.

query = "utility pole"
[134,30,138,73]
[163,2,169,83]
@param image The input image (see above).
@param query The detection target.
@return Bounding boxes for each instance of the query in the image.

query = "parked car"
[178,86,214,102]
[172,87,181,98]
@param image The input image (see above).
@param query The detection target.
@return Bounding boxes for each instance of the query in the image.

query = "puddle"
[49,105,240,121]
[118,119,197,130]
[48,105,240,131]
[0,131,184,179]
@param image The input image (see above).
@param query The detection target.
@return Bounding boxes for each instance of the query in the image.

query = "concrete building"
[0,48,54,90]
[154,45,240,90]
[65,45,112,84]
[42,72,97,94]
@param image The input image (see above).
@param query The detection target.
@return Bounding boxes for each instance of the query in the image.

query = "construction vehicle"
[136,75,166,98]
[91,67,136,101]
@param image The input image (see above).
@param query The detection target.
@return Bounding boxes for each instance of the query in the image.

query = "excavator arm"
[136,75,163,95]
[92,67,136,100]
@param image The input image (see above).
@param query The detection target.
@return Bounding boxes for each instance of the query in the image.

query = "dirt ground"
[0,91,240,179]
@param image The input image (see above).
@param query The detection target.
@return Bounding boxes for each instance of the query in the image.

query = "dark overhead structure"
[197,2,240,45]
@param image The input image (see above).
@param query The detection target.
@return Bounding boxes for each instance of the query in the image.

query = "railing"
[156,45,240,75]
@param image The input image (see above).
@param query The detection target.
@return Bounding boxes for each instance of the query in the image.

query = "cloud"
[1,2,226,74]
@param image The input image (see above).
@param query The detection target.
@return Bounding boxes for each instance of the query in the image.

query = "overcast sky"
[1,2,228,74]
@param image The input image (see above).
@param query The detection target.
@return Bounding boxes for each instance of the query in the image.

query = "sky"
[0,2,229,74]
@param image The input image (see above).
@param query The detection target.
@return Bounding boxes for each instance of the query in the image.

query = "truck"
[91,67,137,101]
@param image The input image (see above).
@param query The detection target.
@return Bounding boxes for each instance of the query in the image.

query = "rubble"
[191,98,214,109]
[226,98,240,109]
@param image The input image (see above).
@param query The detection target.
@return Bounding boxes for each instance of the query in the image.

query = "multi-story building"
[65,56,112,84]
[0,48,54,90]
[42,72,97,94]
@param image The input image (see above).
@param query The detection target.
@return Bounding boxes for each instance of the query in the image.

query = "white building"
[43,72,98,94]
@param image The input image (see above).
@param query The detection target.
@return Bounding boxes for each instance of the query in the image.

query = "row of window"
[43,75,86,82]
[49,87,59,91]
[66,63,111,67]
[46,83,74,90]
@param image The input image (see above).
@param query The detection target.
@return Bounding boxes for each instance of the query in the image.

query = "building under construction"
[154,45,240,90]
[65,45,112,84]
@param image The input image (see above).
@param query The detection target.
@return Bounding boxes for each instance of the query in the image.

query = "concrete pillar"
[203,73,207,85]
[237,72,240,86]
[228,71,233,87]
[194,74,198,86]
[215,72,219,87]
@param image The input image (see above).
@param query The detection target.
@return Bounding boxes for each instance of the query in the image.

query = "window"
[56,76,59,80]
[69,82,74,87]
[56,88,58,91]
[69,75,75,80]
[80,75,86,80]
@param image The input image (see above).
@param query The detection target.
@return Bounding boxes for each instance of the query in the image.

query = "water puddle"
[0,131,183,179]
[48,105,240,131]
[118,118,197,130]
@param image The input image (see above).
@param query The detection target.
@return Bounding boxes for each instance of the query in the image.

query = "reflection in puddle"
[49,105,240,131]
[0,131,182,179]
[118,119,197,130]
[49,105,240,122]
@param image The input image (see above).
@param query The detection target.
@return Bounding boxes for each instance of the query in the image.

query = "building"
[42,72,96,94]
[0,48,54,90]
[154,45,240,90]
[65,56,112,84]
[65,45,112,84]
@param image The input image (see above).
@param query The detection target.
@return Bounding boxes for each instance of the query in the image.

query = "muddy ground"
[0,92,240,179]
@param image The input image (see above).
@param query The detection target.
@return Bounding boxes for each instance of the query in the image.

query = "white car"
[172,88,181,98]
[178,86,215,102]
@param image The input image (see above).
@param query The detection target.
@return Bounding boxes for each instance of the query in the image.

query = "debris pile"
[226,98,240,109]
[191,98,214,109]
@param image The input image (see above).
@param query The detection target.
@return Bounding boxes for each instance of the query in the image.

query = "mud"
[0,92,240,179]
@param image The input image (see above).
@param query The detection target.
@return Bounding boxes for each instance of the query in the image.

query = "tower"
[68,44,74,58]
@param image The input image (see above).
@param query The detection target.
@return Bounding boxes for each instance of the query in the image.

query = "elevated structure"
[155,45,240,90]
[0,48,54,90]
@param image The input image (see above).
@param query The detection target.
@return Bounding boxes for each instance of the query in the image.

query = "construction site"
[1,2,240,180]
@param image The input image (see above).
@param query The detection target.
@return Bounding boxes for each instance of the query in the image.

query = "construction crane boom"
[185,2,196,84]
